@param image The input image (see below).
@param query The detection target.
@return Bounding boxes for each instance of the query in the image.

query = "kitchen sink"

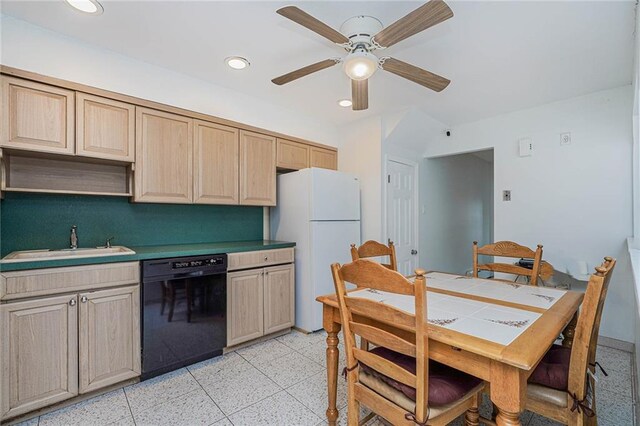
[1,246,136,263]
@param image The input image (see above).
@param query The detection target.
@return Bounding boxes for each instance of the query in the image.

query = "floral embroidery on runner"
[428,318,459,326]
[486,319,530,328]
[532,294,555,303]
[504,282,523,289]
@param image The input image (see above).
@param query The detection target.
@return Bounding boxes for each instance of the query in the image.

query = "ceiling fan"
[271,0,453,111]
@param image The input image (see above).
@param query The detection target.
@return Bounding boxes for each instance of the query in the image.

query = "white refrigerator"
[271,168,361,332]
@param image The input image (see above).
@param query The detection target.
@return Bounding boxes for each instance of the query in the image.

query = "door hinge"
[387,174,391,183]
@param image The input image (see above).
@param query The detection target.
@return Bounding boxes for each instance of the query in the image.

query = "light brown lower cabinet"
[79,286,141,394]
[227,262,294,347]
[1,295,78,420]
[227,269,264,346]
[263,264,295,335]
[1,285,141,421]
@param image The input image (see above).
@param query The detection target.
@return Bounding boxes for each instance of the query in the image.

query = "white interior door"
[386,159,417,276]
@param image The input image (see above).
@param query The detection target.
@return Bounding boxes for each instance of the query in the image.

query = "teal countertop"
[0,240,296,272]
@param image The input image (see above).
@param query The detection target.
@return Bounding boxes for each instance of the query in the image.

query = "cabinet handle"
[69,299,77,306]
[264,256,268,261]
[80,296,88,303]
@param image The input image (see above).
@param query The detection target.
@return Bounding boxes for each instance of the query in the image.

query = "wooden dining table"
[316,272,583,426]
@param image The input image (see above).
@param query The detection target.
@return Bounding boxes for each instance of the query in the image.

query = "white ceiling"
[1,0,636,126]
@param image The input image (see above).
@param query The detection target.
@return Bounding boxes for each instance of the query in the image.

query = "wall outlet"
[503,190,511,201]
[560,132,571,145]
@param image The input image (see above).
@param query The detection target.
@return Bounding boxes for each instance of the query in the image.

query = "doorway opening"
[419,149,494,275]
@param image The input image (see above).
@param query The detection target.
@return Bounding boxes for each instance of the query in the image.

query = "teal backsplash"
[0,193,263,256]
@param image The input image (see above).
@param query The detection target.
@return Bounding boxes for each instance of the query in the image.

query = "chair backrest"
[472,240,543,285]
[350,240,398,271]
[331,260,429,423]
[567,257,616,401]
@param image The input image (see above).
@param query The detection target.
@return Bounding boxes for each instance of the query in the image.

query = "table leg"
[496,409,522,426]
[563,312,578,348]
[491,362,525,426]
[324,306,341,426]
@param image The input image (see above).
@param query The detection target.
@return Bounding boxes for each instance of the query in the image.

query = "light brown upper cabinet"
[1,76,74,155]
[309,146,338,170]
[194,120,239,205]
[76,93,135,162]
[276,138,309,171]
[134,107,193,203]
[240,130,276,206]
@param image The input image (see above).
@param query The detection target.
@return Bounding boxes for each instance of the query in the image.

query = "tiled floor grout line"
[121,370,203,421]
[185,367,227,424]
[121,388,137,425]
[235,345,325,390]
[215,351,290,419]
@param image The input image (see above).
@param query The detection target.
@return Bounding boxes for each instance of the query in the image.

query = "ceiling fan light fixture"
[65,0,103,15]
[338,99,352,107]
[343,50,378,81]
[225,56,250,70]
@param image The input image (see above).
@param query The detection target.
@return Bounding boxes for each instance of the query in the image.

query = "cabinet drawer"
[227,248,294,271]
[0,262,140,301]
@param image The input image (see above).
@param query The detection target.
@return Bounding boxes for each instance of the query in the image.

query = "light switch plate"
[518,138,532,157]
[503,190,511,201]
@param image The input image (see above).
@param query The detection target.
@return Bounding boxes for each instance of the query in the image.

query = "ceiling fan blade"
[351,79,368,111]
[373,0,453,48]
[381,57,450,92]
[272,59,338,85]
[277,6,349,45]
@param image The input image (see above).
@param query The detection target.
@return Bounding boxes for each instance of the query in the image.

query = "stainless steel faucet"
[70,225,78,249]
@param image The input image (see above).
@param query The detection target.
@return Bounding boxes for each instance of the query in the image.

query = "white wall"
[337,116,383,242]
[425,85,636,343]
[419,153,494,274]
[0,15,339,147]
[337,108,447,245]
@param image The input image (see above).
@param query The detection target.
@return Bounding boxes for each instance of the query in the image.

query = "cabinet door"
[1,295,78,420]
[309,147,338,170]
[76,93,135,162]
[134,107,193,203]
[263,264,295,335]
[276,138,309,170]
[227,269,264,346]
[239,130,276,206]
[1,76,74,155]
[194,120,239,205]
[78,286,141,394]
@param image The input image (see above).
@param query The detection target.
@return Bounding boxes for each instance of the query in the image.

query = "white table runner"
[349,288,542,346]
[424,272,565,309]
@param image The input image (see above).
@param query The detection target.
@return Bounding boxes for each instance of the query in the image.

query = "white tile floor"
[14,330,636,426]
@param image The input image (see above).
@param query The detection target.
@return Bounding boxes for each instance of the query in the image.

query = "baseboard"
[598,335,635,352]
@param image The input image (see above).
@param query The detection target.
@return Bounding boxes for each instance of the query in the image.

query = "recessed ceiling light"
[65,0,103,15]
[225,57,250,70]
[338,99,352,108]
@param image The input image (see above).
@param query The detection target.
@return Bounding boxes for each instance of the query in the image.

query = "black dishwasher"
[141,254,227,380]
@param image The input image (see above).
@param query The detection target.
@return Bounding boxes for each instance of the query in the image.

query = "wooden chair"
[524,256,616,425]
[350,240,398,271]
[472,240,543,286]
[331,260,484,425]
